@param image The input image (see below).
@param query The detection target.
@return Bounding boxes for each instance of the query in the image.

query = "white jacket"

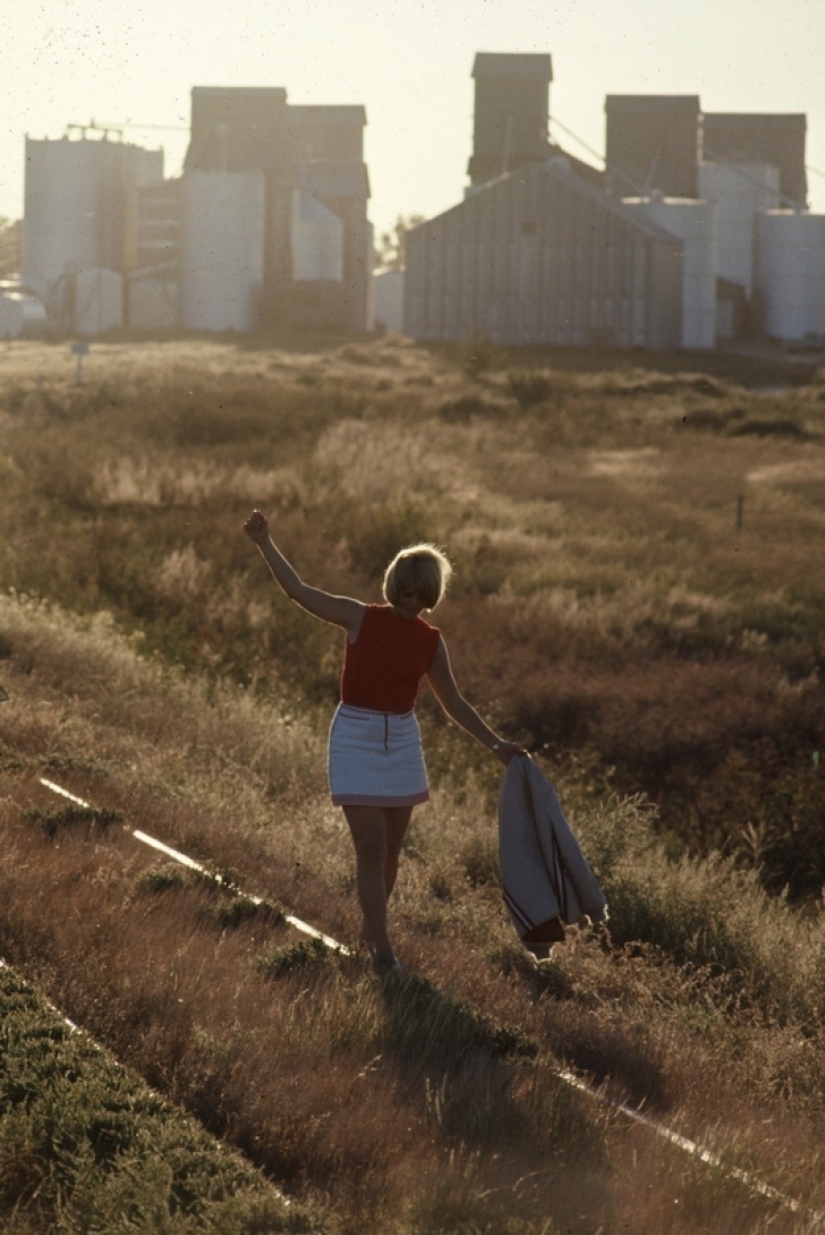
[498,755,608,950]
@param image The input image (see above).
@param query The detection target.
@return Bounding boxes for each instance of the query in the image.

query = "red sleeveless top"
[340,604,441,713]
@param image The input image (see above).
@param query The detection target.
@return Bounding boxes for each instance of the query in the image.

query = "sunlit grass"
[1,337,825,1229]
[1,587,825,1229]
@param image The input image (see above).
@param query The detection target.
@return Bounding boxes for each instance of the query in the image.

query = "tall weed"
[2,336,824,897]
[2,584,825,1228]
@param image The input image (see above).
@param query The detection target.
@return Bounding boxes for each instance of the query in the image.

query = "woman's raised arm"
[244,510,364,640]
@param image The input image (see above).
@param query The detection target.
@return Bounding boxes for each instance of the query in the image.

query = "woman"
[244,509,523,972]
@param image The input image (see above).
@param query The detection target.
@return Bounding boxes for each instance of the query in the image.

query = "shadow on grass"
[498,943,675,1115]
[379,969,537,1065]
[22,802,122,841]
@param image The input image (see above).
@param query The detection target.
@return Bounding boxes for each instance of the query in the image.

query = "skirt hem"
[332,789,430,808]
[328,704,428,805]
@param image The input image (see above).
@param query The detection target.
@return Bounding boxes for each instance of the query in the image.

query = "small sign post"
[70,340,90,385]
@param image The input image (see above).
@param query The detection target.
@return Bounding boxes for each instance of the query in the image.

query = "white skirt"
[328,704,430,808]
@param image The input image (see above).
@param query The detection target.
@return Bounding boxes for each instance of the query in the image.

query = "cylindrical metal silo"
[754,211,825,341]
[22,137,106,304]
[698,161,780,296]
[21,134,164,327]
[624,196,717,349]
[180,170,266,332]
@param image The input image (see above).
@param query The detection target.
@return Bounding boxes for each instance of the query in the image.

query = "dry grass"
[2,337,825,1230]
[2,590,825,1231]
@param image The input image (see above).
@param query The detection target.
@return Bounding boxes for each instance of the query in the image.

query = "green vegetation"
[1,336,824,1231]
[0,963,319,1233]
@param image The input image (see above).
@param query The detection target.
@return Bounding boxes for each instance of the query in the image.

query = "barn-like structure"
[404,53,824,349]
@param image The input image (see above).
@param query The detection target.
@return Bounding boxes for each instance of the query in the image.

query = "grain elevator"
[403,54,823,350]
[21,84,373,336]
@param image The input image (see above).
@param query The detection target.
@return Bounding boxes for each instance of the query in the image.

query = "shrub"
[603,845,824,1026]
[345,499,432,579]
[0,964,311,1233]
[462,334,497,379]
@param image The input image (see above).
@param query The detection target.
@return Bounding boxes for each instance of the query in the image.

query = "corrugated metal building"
[404,158,683,349]
[404,58,820,351]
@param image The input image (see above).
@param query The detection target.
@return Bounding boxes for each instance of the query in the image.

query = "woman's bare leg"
[345,804,414,957]
[343,805,394,957]
[383,805,413,901]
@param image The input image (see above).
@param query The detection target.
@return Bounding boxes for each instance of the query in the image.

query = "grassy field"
[2,334,823,890]
[0,961,315,1233]
[1,335,824,1232]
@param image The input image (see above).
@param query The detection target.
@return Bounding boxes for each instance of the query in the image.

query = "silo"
[22,137,107,304]
[698,161,780,296]
[624,196,717,348]
[754,211,825,341]
[22,134,164,326]
[180,170,266,332]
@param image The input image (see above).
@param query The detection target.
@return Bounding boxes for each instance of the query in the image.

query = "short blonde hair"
[383,543,453,610]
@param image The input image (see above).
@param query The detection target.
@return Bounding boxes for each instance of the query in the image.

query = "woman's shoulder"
[415,615,441,646]
[364,605,440,636]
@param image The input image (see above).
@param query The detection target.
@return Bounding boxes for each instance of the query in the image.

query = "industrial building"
[12,57,824,349]
[405,159,684,348]
[404,54,825,349]
[19,85,373,336]
[21,131,164,333]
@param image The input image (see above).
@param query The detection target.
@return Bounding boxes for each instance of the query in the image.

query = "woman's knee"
[344,808,388,868]
[384,806,413,853]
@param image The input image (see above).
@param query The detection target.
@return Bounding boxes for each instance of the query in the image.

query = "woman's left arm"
[426,637,525,766]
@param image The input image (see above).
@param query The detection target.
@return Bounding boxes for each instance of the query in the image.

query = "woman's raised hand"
[244,509,269,544]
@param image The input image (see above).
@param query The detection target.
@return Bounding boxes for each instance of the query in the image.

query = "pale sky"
[3,0,824,237]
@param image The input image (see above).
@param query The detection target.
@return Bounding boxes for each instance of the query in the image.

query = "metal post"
[70,340,89,385]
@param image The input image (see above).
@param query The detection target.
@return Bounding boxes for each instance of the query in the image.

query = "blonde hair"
[383,543,453,610]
